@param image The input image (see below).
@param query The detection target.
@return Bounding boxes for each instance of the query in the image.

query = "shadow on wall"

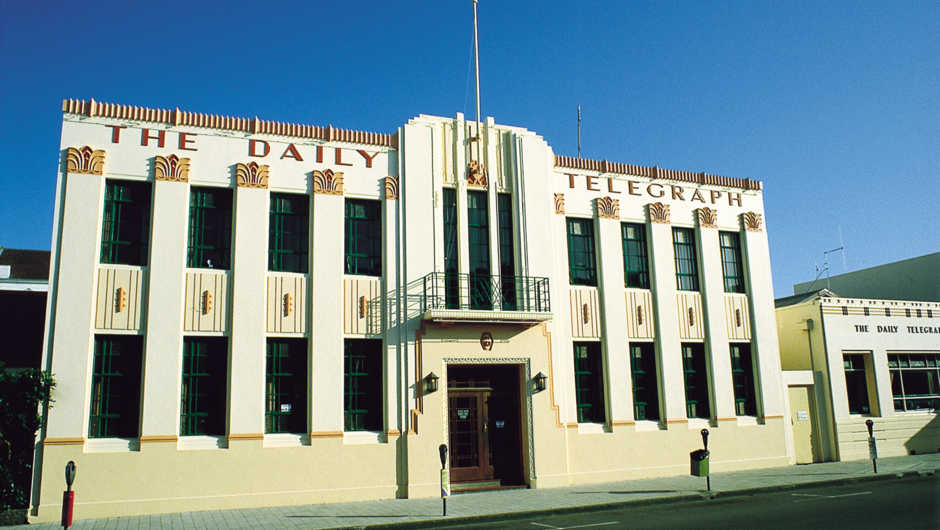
[904,413,940,455]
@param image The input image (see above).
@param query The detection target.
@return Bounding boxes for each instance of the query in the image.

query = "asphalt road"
[449,474,940,530]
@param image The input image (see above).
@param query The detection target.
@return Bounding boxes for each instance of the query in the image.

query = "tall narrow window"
[574,342,606,423]
[467,191,491,310]
[630,343,659,421]
[673,228,699,291]
[682,344,710,419]
[844,354,871,414]
[730,343,757,416]
[344,339,383,432]
[187,187,232,269]
[498,193,517,310]
[180,337,228,436]
[89,335,143,438]
[345,199,382,276]
[622,223,650,289]
[567,218,597,286]
[265,338,308,434]
[269,193,309,273]
[101,180,151,266]
[720,231,745,293]
[889,353,940,412]
[443,188,459,309]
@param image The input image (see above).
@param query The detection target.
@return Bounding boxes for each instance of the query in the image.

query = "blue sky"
[1,1,937,298]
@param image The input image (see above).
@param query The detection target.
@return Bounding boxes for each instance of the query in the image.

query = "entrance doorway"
[448,364,524,488]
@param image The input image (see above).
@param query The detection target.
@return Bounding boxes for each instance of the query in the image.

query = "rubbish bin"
[690,449,710,477]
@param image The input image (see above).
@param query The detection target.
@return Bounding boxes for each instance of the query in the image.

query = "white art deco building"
[33,99,786,521]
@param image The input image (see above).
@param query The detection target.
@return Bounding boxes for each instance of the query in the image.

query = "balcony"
[420,272,552,324]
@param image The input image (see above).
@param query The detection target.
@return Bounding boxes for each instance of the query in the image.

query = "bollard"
[61,461,76,529]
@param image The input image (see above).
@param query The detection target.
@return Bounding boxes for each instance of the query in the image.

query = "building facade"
[791,252,940,303]
[33,99,787,521]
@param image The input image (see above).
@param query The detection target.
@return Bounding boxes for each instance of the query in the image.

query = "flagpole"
[473,0,482,163]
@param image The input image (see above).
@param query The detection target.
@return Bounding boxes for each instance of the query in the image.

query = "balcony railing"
[420,272,551,314]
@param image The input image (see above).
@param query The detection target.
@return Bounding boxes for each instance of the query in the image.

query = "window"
[498,193,517,310]
[843,354,871,415]
[265,338,308,434]
[344,339,383,431]
[180,337,228,436]
[443,188,459,309]
[719,231,745,293]
[683,344,710,419]
[89,335,143,438]
[468,191,492,310]
[345,199,381,276]
[574,342,606,423]
[730,344,757,416]
[101,180,151,266]
[269,193,309,273]
[567,218,597,287]
[187,187,232,269]
[673,228,699,291]
[889,353,940,412]
[630,343,659,421]
[622,223,650,289]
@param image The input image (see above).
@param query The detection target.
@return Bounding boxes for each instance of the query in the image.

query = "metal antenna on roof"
[578,105,581,158]
[823,247,844,291]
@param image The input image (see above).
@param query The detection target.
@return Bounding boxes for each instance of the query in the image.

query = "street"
[450,474,939,530]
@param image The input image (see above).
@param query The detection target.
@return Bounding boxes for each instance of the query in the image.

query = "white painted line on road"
[530,522,619,529]
[793,492,872,503]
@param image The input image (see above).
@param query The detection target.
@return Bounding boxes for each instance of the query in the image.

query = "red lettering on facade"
[107,125,126,143]
[317,145,324,163]
[628,181,641,196]
[141,129,166,148]
[568,174,577,189]
[335,148,353,166]
[728,193,742,207]
[647,183,664,198]
[586,175,600,191]
[671,186,685,201]
[281,143,303,161]
[357,149,379,168]
[710,190,722,204]
[607,178,621,194]
[691,189,706,203]
[249,139,270,157]
[178,132,198,151]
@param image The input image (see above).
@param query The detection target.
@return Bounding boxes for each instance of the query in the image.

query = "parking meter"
[439,444,448,470]
[865,419,877,473]
[439,444,449,515]
[701,429,709,451]
[62,461,76,528]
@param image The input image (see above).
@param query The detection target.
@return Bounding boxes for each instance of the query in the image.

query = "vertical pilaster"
[695,215,734,420]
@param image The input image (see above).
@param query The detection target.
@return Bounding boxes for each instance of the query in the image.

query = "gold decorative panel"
[67,146,105,175]
[725,295,752,340]
[184,272,229,332]
[626,290,655,339]
[95,267,144,330]
[236,162,269,189]
[696,207,717,228]
[344,278,381,335]
[570,287,601,339]
[596,197,620,220]
[554,193,565,214]
[677,293,704,340]
[313,169,343,195]
[155,154,190,182]
[267,274,307,334]
[467,160,488,187]
[384,176,399,200]
[743,212,763,232]
[648,202,670,224]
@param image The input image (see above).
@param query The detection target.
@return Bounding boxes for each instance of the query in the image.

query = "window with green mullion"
[265,338,308,434]
[344,339,383,432]
[567,218,597,287]
[180,337,227,436]
[682,344,710,419]
[443,188,459,309]
[269,193,309,273]
[622,223,650,289]
[467,191,491,310]
[345,199,382,276]
[630,343,659,421]
[730,343,757,416]
[89,335,143,438]
[673,228,699,291]
[720,231,746,294]
[497,193,517,310]
[187,187,232,269]
[100,180,152,266]
[574,342,606,424]
[844,354,871,414]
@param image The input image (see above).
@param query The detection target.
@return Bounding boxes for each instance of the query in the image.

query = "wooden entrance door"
[449,390,493,482]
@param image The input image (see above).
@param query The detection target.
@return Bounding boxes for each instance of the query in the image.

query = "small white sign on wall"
[797,411,808,421]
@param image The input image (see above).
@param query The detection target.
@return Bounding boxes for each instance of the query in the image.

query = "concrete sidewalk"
[11,454,939,530]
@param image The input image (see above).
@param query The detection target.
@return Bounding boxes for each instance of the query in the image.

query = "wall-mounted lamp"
[425,372,439,393]
[534,372,548,393]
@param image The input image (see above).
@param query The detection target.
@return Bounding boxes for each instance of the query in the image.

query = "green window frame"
[187,187,233,269]
[622,223,650,289]
[844,354,872,414]
[269,193,309,273]
[567,218,597,287]
[720,231,745,293]
[889,353,940,412]
[345,199,382,276]
[574,342,606,423]
[180,337,228,436]
[100,180,151,266]
[630,343,659,421]
[730,343,757,416]
[344,339,383,432]
[498,193,517,310]
[265,338,308,434]
[673,228,699,291]
[682,344,710,419]
[89,335,143,438]
[443,188,460,309]
[467,191,492,310]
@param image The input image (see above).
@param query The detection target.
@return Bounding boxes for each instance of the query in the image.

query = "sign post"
[61,461,76,529]
[702,429,710,491]
[866,419,877,473]
[439,444,449,516]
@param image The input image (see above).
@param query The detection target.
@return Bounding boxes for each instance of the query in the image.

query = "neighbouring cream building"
[32,99,787,522]
[776,266,940,465]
